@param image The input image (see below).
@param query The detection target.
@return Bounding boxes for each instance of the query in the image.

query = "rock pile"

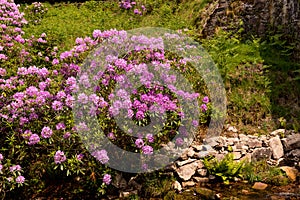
[172,129,300,190]
[106,129,300,197]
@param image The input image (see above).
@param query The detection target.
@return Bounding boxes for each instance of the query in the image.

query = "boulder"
[269,136,284,159]
[251,147,272,162]
[281,134,300,151]
[172,180,182,192]
[176,161,198,181]
[252,182,268,190]
[280,166,299,182]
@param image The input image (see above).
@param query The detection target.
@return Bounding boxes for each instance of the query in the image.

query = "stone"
[187,148,195,157]
[192,144,204,151]
[241,189,250,195]
[281,134,300,151]
[251,147,272,162]
[180,151,188,160]
[203,137,219,147]
[202,144,214,151]
[242,145,249,150]
[215,153,225,161]
[177,161,198,181]
[119,190,138,198]
[270,129,285,136]
[182,181,195,187]
[233,152,242,160]
[197,169,208,176]
[269,136,284,159]
[172,181,182,192]
[252,182,268,190]
[239,134,249,142]
[260,135,268,145]
[248,139,262,148]
[228,125,238,133]
[285,149,300,163]
[197,160,205,169]
[227,137,239,145]
[280,166,298,182]
[195,150,217,159]
[194,177,209,183]
[176,158,197,167]
[195,151,209,159]
[234,142,243,150]
[209,175,216,180]
[216,136,227,147]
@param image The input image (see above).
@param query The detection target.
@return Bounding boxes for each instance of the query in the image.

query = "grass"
[242,160,290,186]
[21,0,208,51]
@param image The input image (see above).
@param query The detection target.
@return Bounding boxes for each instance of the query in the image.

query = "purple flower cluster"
[134,138,154,155]
[24,2,48,25]
[91,150,109,164]
[119,0,146,15]
[102,174,111,185]
[41,126,53,138]
[54,150,66,164]
[0,154,26,184]
[200,96,209,112]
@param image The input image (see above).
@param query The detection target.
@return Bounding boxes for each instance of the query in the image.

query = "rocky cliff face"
[197,0,300,59]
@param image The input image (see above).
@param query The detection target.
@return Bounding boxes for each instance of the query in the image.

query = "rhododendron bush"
[0,0,212,197]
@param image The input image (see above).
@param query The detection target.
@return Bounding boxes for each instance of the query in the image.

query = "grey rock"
[242,145,249,150]
[270,129,285,136]
[281,134,300,151]
[197,160,205,169]
[176,158,197,167]
[197,168,208,176]
[284,149,300,164]
[239,134,249,142]
[203,144,214,151]
[182,181,195,187]
[227,125,238,133]
[233,152,242,160]
[192,144,204,151]
[203,137,219,147]
[195,151,210,159]
[177,161,198,181]
[119,190,138,198]
[251,147,272,162]
[215,153,225,161]
[269,136,284,159]
[248,139,262,148]
[173,180,182,192]
[216,136,227,147]
[195,150,217,159]
[227,138,235,145]
[187,147,195,157]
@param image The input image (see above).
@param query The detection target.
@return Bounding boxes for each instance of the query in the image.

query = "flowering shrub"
[24,2,48,25]
[119,0,146,15]
[0,0,212,197]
